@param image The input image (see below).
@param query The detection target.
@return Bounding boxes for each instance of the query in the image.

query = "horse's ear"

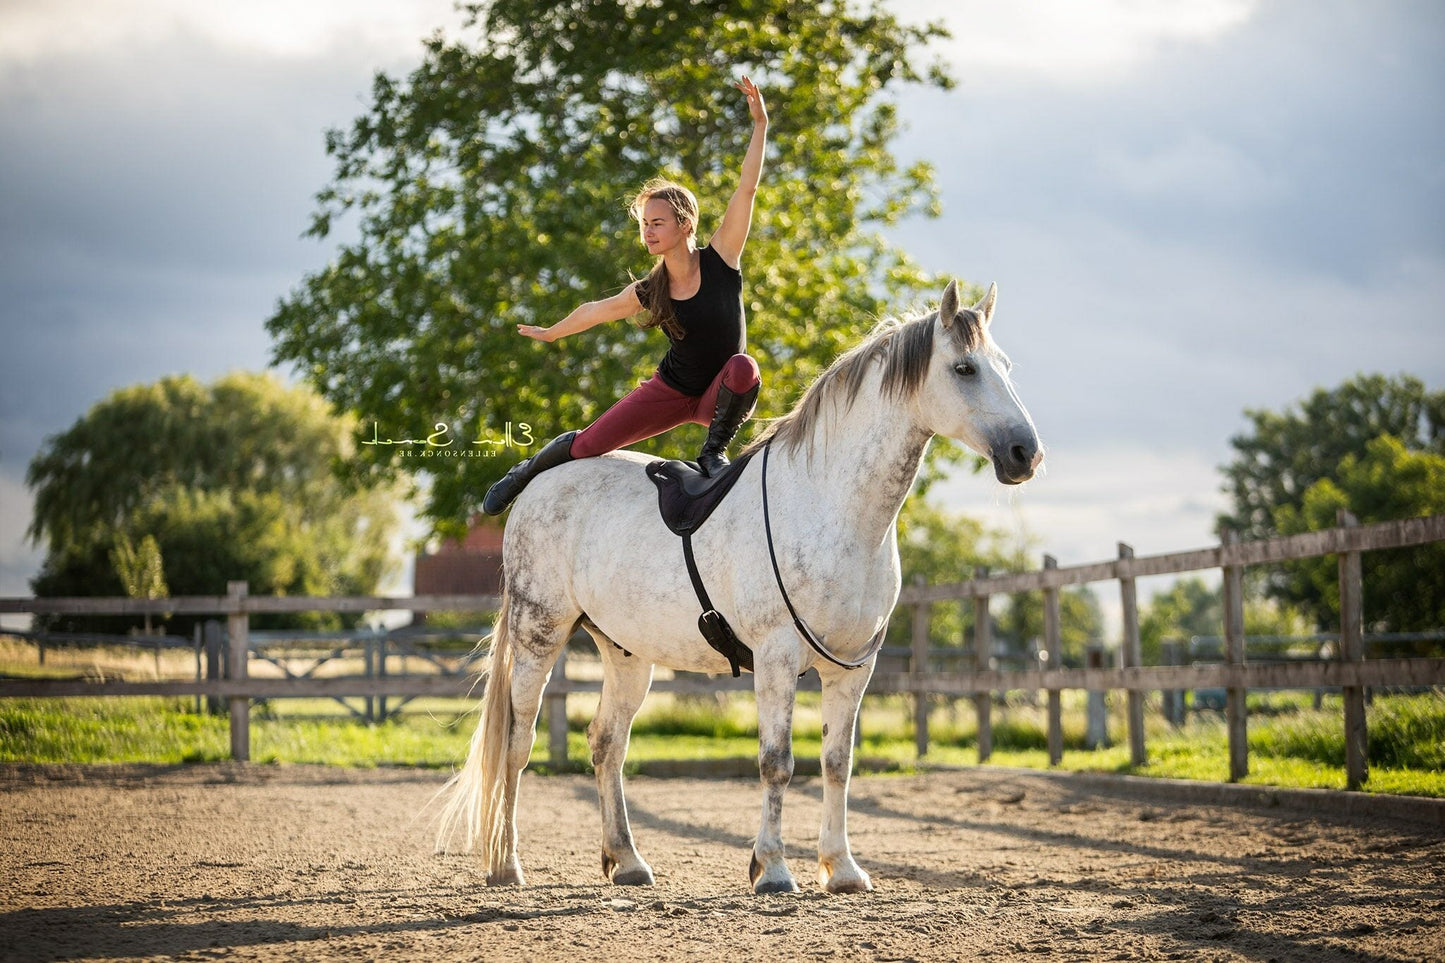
[973,282,997,326]
[939,280,960,329]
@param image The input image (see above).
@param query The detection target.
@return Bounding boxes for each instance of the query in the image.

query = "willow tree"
[268,0,961,534]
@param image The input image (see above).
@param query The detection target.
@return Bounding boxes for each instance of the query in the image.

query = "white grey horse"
[437,279,1042,894]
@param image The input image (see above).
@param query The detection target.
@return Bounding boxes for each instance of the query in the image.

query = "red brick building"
[413,516,505,596]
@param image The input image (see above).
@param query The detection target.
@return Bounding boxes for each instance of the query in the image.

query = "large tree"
[1217,373,1445,630]
[267,0,961,535]
[27,372,403,633]
[1219,374,1444,541]
[1274,435,1445,637]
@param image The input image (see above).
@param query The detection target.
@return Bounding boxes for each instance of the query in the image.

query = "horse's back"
[501,450,743,671]
[505,445,667,581]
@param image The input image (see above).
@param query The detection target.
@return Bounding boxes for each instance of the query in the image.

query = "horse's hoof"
[819,858,873,894]
[750,850,798,894]
[486,868,524,887]
[824,873,873,894]
[604,850,654,885]
[612,866,656,886]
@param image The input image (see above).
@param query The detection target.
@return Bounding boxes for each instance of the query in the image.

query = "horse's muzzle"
[991,428,1042,485]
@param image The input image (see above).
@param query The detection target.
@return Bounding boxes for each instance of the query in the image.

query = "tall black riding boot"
[482,430,579,515]
[697,383,759,477]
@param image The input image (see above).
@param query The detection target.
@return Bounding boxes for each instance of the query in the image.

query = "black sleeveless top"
[638,245,746,397]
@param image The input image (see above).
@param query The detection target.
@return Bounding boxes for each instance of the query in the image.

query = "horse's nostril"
[1010,445,1029,467]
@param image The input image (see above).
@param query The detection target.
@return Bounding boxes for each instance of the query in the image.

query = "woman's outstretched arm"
[518,282,644,342]
[710,76,768,270]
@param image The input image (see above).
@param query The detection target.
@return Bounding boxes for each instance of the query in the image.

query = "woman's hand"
[735,75,767,127]
[517,324,554,342]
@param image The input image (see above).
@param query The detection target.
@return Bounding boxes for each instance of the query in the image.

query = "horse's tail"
[435,584,514,874]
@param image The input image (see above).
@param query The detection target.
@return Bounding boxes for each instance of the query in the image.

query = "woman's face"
[639,197,691,255]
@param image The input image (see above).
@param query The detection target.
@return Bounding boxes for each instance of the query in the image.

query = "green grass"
[0,697,481,767]
[916,690,1445,797]
[0,697,233,764]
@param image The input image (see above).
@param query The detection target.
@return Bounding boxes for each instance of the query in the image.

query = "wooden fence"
[3,512,1443,788]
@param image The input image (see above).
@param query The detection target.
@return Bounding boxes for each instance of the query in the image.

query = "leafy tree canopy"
[1274,435,1445,635]
[1218,373,1444,631]
[26,372,404,633]
[1219,373,1444,541]
[267,0,966,535]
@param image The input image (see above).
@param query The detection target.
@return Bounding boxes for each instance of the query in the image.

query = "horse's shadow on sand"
[1,888,593,962]
[0,883,813,962]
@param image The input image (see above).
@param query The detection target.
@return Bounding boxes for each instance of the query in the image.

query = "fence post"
[1222,531,1248,782]
[377,633,388,722]
[1338,509,1368,790]
[204,620,224,715]
[546,646,569,769]
[1085,645,1109,749]
[1161,642,1184,727]
[911,577,930,759]
[973,566,993,764]
[193,623,202,715]
[1118,544,1146,767]
[226,581,250,762]
[364,637,375,723]
[1043,555,1063,766]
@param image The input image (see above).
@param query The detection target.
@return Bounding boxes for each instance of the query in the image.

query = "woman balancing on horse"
[482,77,768,516]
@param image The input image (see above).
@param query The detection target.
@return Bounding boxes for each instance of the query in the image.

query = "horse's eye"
[953,361,977,377]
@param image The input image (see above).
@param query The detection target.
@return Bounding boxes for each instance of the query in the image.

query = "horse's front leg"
[816,662,875,893]
[587,637,656,885]
[750,641,801,894]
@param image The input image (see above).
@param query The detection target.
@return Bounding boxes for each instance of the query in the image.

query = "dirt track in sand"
[2,764,1443,962]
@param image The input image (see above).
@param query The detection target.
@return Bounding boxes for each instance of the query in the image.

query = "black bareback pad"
[644,450,758,537]
[645,449,760,676]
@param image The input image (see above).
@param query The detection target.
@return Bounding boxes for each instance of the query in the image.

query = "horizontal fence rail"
[2,513,1443,787]
[0,594,503,616]
[896,514,1445,604]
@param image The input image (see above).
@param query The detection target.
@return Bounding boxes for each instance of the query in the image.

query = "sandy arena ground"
[2,763,1442,962]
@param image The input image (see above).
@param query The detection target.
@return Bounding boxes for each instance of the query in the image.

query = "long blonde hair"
[629,178,698,341]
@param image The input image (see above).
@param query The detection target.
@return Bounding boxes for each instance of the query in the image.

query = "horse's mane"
[742,304,984,458]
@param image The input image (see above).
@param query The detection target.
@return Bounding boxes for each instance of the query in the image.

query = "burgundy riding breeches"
[569,353,760,459]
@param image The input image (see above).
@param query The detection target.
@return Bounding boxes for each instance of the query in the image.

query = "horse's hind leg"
[816,664,874,893]
[490,603,574,885]
[585,625,656,885]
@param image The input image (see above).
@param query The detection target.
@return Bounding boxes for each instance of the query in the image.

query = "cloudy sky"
[2,0,1442,620]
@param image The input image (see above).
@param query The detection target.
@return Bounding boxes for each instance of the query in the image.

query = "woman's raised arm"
[709,76,768,270]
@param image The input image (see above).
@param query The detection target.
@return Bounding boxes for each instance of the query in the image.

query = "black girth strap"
[647,455,758,677]
[681,531,753,677]
[650,443,885,676]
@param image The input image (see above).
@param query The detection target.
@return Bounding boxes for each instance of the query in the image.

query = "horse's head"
[917,280,1043,485]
